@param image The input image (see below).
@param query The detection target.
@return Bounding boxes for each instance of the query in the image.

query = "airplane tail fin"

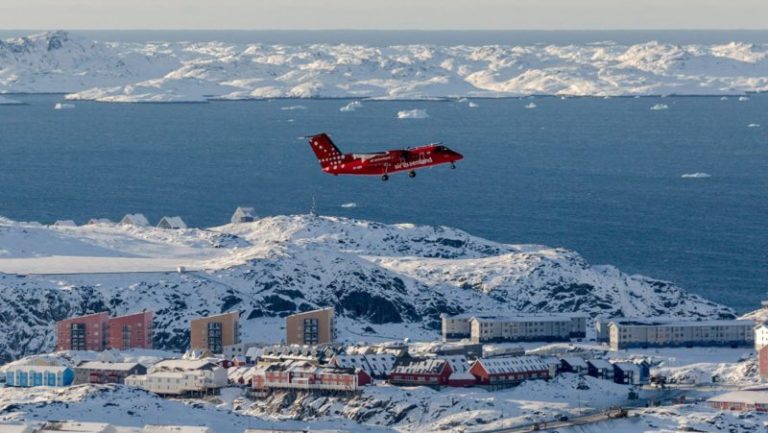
[308,133,343,167]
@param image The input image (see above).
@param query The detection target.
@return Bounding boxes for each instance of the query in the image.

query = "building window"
[71,323,87,351]
[122,325,132,349]
[207,322,223,353]
[303,318,319,344]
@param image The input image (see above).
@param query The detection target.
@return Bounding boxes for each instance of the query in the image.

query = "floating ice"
[650,103,669,111]
[468,102,479,108]
[738,96,750,101]
[0,95,22,105]
[397,109,429,119]
[281,105,306,111]
[340,202,358,208]
[681,172,712,179]
[747,123,761,128]
[340,101,363,112]
[720,96,729,100]
[524,102,537,109]
[54,102,75,110]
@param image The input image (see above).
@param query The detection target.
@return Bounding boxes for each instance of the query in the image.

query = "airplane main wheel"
[408,171,416,178]
[381,174,389,181]
[450,163,456,169]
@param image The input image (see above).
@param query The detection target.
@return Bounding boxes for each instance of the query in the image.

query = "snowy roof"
[612,362,640,374]
[331,353,396,377]
[707,391,768,405]
[5,365,71,373]
[439,355,469,374]
[448,370,475,381]
[561,357,588,368]
[157,216,187,229]
[121,213,149,226]
[393,359,448,375]
[474,356,548,375]
[448,312,588,320]
[143,426,214,433]
[76,361,142,371]
[608,318,755,328]
[587,359,613,370]
[150,359,218,373]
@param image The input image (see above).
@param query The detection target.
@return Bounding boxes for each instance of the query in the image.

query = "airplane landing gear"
[408,170,416,178]
[381,174,389,181]
[450,163,456,169]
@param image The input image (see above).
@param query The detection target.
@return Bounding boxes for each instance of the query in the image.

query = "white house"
[124,359,227,396]
[120,213,150,227]
[231,207,255,224]
[53,220,77,227]
[157,216,187,230]
[755,323,768,352]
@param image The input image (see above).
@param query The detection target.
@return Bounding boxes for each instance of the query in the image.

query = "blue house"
[5,365,74,387]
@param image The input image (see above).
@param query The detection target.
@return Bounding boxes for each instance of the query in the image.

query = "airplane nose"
[453,150,464,161]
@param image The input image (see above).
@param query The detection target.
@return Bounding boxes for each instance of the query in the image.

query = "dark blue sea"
[0,94,766,313]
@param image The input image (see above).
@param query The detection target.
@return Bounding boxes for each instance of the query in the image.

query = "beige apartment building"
[189,311,240,353]
[608,319,755,350]
[442,313,587,343]
[286,307,335,345]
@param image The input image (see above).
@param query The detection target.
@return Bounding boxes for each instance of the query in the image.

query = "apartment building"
[442,313,587,343]
[285,308,335,345]
[56,311,153,352]
[189,311,240,354]
[124,359,227,396]
[608,319,755,350]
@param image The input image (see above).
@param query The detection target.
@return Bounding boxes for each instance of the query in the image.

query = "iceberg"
[397,109,429,119]
[747,123,761,128]
[340,101,363,112]
[280,105,306,111]
[468,102,479,108]
[681,172,712,178]
[650,103,669,111]
[738,96,750,101]
[340,202,358,208]
[54,102,75,110]
[525,102,537,109]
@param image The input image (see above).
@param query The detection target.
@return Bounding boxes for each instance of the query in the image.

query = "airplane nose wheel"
[381,174,389,181]
[450,163,456,169]
[408,170,416,178]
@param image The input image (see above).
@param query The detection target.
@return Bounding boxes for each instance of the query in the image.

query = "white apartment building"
[608,319,755,350]
[124,359,227,396]
[442,313,587,343]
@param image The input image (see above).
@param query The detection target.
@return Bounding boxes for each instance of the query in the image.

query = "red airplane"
[308,133,463,181]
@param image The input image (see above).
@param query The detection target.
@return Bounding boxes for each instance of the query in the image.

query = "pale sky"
[0,0,767,30]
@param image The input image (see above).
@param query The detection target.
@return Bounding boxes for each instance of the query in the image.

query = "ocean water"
[0,94,766,313]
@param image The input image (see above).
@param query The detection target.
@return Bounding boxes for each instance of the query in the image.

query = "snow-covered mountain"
[1,31,767,102]
[0,214,732,362]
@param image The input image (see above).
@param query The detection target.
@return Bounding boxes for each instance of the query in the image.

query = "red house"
[470,356,550,390]
[388,359,452,388]
[56,311,153,351]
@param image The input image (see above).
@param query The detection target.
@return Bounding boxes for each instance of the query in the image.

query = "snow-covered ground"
[0,214,734,361]
[1,31,767,102]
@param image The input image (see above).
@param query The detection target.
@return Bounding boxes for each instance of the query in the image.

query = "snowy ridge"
[0,214,732,361]
[1,32,768,102]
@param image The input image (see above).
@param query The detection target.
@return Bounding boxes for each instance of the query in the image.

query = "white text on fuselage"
[393,157,433,170]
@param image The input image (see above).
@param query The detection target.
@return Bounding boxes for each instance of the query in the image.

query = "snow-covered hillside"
[1,31,767,102]
[0,214,733,362]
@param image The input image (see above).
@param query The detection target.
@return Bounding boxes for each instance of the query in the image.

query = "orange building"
[56,311,153,351]
[285,307,335,345]
[189,311,240,353]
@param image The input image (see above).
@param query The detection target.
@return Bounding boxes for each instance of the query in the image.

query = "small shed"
[120,213,149,226]
[53,220,77,227]
[231,207,256,224]
[157,216,187,230]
